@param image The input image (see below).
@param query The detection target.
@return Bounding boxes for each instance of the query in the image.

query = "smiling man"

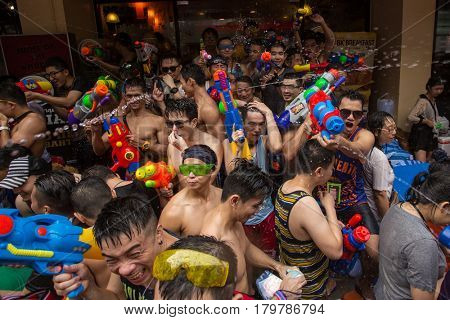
[159,144,222,237]
[52,196,179,300]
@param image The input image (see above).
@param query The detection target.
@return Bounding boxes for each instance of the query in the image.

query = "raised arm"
[248,102,282,153]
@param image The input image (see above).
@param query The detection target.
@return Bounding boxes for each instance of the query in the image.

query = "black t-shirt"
[115,181,161,218]
[121,277,154,300]
[262,67,294,115]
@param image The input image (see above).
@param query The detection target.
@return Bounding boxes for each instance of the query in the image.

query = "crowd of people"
[0,13,449,301]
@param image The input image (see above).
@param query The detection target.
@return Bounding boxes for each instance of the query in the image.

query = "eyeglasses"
[153,249,229,288]
[161,66,179,73]
[280,84,301,91]
[165,119,190,129]
[381,126,397,134]
[44,70,63,79]
[340,109,364,120]
[219,44,234,50]
[179,164,215,176]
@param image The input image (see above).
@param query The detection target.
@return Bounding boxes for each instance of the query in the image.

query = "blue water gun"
[439,225,450,249]
[0,209,100,298]
[330,214,371,277]
[213,70,252,159]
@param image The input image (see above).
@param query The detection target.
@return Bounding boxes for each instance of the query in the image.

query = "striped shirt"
[275,188,329,299]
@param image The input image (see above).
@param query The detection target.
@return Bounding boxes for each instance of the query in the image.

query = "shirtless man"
[159,144,221,236]
[165,98,223,188]
[179,64,224,141]
[0,82,47,158]
[89,78,167,161]
[200,160,303,294]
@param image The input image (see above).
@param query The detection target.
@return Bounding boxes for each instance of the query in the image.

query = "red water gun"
[103,116,140,173]
[135,161,176,188]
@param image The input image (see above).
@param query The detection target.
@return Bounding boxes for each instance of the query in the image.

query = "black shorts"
[337,202,380,235]
[408,123,437,152]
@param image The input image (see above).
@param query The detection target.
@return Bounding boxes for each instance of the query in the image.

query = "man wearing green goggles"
[159,144,222,237]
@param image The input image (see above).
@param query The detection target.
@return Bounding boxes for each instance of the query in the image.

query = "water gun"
[16,78,53,95]
[68,77,115,125]
[0,209,102,298]
[294,3,313,24]
[293,53,365,74]
[439,225,450,249]
[135,161,176,188]
[103,116,140,173]
[256,51,272,73]
[275,69,345,132]
[80,45,105,59]
[213,70,252,159]
[200,38,211,61]
[134,41,157,88]
[330,214,370,277]
[328,52,364,68]
[293,62,329,74]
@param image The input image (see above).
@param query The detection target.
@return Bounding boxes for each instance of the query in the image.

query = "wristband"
[0,126,10,132]
[273,290,287,300]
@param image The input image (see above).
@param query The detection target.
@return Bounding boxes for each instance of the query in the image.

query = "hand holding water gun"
[256,51,272,73]
[330,214,370,277]
[294,3,313,25]
[303,69,346,139]
[80,41,105,59]
[68,77,116,125]
[0,209,102,298]
[16,78,53,96]
[103,116,140,173]
[213,70,252,159]
[135,161,176,188]
[200,38,212,61]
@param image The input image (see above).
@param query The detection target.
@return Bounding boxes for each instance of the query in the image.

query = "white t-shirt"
[363,147,394,222]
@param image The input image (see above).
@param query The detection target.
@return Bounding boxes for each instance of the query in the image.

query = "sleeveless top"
[121,276,154,300]
[332,127,367,211]
[275,188,329,299]
[245,136,274,226]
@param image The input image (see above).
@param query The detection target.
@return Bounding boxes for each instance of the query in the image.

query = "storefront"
[93,0,371,60]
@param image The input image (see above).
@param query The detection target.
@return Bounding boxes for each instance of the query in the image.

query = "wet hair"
[240,106,264,123]
[0,82,26,105]
[367,111,395,145]
[182,144,217,167]
[426,76,444,91]
[201,28,219,40]
[270,41,286,52]
[82,165,117,181]
[283,72,303,88]
[180,63,206,86]
[338,90,365,108]
[207,55,228,67]
[407,171,450,205]
[159,52,181,66]
[71,176,112,220]
[34,170,76,216]
[302,30,319,44]
[221,159,272,202]
[296,139,335,175]
[250,39,264,48]
[429,159,450,174]
[44,56,69,71]
[157,236,237,300]
[124,77,146,93]
[164,98,198,121]
[94,196,158,249]
[236,76,253,87]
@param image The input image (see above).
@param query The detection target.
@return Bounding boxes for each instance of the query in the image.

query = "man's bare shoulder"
[20,113,46,130]
[141,112,164,124]
[198,130,220,147]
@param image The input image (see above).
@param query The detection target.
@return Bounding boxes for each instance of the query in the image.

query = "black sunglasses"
[340,109,364,120]
[161,66,179,73]
[165,119,190,129]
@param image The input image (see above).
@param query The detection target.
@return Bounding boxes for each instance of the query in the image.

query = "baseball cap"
[0,155,51,189]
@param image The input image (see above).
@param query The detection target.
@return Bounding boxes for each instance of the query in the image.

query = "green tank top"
[275,187,329,299]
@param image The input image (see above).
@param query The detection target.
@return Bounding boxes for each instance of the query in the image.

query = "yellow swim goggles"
[153,249,229,288]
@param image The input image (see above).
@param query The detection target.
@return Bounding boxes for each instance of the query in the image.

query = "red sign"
[0,34,73,78]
